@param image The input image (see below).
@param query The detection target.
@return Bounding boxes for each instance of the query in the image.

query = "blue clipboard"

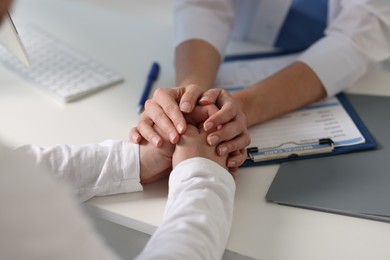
[222,51,378,167]
[241,93,377,167]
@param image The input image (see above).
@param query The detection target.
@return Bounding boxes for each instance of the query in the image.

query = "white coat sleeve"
[0,143,121,260]
[15,140,143,202]
[137,157,236,260]
[174,0,237,56]
[298,0,390,96]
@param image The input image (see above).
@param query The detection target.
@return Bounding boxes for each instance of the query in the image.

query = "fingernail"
[199,96,211,103]
[204,122,214,131]
[177,123,184,134]
[180,102,191,113]
[169,132,177,143]
[228,161,236,168]
[219,146,228,155]
[151,136,161,146]
[207,135,219,146]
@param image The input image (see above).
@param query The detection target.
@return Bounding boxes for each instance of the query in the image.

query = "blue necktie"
[274,0,328,50]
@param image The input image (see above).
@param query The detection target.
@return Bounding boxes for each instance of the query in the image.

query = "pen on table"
[137,62,160,114]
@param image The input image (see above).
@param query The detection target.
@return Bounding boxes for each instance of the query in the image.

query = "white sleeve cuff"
[170,157,235,191]
[83,140,143,201]
[297,35,372,97]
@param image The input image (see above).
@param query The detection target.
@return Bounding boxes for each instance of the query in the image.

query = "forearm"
[234,61,326,126]
[138,158,235,260]
[15,140,143,202]
[175,39,221,91]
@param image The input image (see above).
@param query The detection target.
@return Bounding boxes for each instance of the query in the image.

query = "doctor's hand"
[129,84,205,147]
[138,104,221,183]
[198,88,250,171]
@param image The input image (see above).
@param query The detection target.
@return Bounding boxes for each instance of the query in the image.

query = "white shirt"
[0,140,235,260]
[174,0,390,96]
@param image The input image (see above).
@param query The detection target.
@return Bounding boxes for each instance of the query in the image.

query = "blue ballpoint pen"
[137,62,160,114]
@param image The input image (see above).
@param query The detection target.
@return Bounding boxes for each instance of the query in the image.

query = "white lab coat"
[0,140,235,260]
[174,0,390,96]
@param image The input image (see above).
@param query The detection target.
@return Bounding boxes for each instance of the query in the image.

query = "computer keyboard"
[0,24,123,102]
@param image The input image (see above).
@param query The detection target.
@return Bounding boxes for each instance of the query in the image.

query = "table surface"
[1,0,390,259]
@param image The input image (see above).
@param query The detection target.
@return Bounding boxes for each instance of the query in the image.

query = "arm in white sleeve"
[15,140,143,202]
[298,0,390,96]
[137,157,235,260]
[0,143,121,260]
[174,0,237,56]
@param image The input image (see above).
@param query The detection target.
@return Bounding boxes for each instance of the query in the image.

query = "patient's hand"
[172,124,228,170]
[139,126,174,184]
[0,0,12,19]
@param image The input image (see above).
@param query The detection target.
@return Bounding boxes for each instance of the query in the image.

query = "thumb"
[198,88,222,105]
[179,84,202,113]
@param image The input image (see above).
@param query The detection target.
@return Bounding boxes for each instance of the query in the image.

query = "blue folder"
[241,93,377,167]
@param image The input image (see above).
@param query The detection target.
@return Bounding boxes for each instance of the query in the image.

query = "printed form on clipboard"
[215,53,371,165]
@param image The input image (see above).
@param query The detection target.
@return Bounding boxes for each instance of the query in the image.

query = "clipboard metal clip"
[246,138,334,162]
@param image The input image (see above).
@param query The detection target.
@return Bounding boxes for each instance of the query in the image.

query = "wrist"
[233,87,263,127]
[175,39,221,91]
[139,143,173,184]
[176,77,213,92]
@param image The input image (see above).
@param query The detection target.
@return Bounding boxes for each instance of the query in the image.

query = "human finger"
[143,99,180,144]
[186,104,219,126]
[214,129,251,156]
[203,90,239,131]
[179,84,204,113]
[136,115,163,147]
[153,88,187,134]
[198,88,222,105]
[129,127,142,144]
[206,117,246,146]
[227,149,248,170]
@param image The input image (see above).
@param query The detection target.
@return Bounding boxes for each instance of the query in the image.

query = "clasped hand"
[133,85,251,183]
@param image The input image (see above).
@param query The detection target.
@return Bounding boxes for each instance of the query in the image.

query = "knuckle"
[186,84,196,90]
[225,104,236,119]
[130,127,138,134]
[152,110,166,122]
[244,133,251,146]
[235,110,247,125]
[136,120,146,130]
[144,99,154,110]
[240,113,248,124]
[210,88,220,96]
[153,88,164,98]
[139,113,150,123]
[235,121,244,133]
[186,85,203,98]
[238,155,246,164]
[225,142,235,152]
[165,103,178,115]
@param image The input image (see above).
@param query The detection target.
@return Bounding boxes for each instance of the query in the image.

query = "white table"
[1,0,390,259]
